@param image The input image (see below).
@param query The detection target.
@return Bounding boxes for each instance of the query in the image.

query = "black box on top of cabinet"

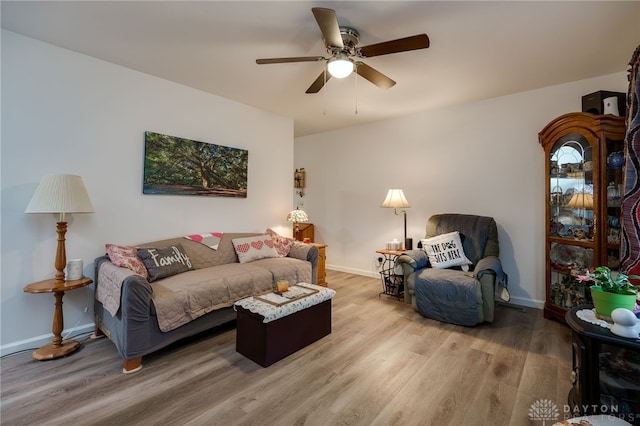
[582,91,626,116]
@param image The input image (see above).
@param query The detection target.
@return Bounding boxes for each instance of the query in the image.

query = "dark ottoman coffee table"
[234,283,336,367]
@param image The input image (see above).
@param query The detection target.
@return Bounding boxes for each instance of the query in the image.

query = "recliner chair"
[396,213,506,326]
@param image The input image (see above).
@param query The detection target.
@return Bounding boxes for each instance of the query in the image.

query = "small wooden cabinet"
[539,113,626,323]
[295,223,314,242]
[311,243,327,287]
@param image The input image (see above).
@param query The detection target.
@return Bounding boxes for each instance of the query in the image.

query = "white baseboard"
[0,322,95,357]
[326,264,379,279]
[507,296,544,309]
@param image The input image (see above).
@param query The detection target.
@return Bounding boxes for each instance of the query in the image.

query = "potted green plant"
[583,266,639,318]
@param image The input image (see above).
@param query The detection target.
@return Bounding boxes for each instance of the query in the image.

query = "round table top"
[24,277,93,294]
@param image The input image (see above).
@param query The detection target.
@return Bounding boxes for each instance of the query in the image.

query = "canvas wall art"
[143,131,248,197]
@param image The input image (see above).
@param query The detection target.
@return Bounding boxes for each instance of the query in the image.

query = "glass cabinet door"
[549,133,594,242]
[605,136,624,272]
[548,133,595,310]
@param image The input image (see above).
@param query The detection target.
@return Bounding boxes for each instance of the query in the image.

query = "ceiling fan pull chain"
[323,66,327,115]
[354,65,359,115]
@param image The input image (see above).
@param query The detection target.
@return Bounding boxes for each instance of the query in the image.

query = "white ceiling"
[2,1,639,137]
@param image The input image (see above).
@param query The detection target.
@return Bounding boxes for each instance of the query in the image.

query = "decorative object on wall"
[621,45,640,278]
[294,169,306,188]
[294,168,306,197]
[380,188,412,250]
[25,174,94,281]
[287,207,309,238]
[143,131,248,198]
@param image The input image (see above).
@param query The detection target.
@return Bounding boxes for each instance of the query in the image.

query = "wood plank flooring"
[1,270,573,425]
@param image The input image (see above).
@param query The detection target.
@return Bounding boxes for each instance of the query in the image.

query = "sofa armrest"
[287,242,319,284]
[120,275,153,321]
[288,242,315,261]
[95,255,153,321]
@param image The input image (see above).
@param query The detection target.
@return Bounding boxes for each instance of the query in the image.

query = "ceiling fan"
[256,7,430,94]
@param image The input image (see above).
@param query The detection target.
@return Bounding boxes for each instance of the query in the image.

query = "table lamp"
[381,188,412,249]
[565,192,594,226]
[287,207,309,240]
[25,174,94,281]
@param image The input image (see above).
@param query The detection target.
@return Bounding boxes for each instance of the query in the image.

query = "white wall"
[1,30,294,354]
[295,71,628,308]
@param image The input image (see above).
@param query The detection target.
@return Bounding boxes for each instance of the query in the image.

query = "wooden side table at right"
[23,277,93,360]
[295,223,314,242]
[310,243,327,286]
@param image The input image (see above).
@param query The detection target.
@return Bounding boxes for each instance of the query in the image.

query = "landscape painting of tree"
[143,131,248,197]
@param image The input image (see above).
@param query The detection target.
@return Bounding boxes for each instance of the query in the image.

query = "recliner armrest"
[473,255,504,282]
[396,250,429,274]
[396,250,429,306]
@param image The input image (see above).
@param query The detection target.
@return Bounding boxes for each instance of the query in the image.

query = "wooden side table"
[310,243,327,286]
[295,223,314,242]
[23,277,93,360]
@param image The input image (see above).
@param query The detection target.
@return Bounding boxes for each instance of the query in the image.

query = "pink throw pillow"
[105,244,149,278]
[231,235,279,263]
[265,228,296,257]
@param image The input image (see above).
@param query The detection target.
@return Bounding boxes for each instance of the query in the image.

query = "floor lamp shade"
[381,189,412,249]
[25,174,94,281]
[25,174,94,218]
[380,189,410,210]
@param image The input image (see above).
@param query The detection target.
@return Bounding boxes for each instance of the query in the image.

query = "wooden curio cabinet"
[539,112,626,323]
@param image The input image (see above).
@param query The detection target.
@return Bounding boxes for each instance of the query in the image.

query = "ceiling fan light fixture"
[327,57,354,79]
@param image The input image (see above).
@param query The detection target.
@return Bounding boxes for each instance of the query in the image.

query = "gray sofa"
[94,232,318,373]
[396,214,505,326]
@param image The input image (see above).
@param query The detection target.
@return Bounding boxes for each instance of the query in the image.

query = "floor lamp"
[25,174,94,281]
[381,189,412,250]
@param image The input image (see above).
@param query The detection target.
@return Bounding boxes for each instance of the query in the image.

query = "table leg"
[32,290,80,360]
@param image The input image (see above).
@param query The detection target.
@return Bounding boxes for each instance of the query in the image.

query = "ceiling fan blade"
[312,7,344,48]
[305,71,331,94]
[359,34,430,58]
[256,56,324,65]
[356,63,396,89]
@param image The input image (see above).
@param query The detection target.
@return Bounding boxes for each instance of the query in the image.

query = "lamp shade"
[287,209,309,223]
[25,174,94,215]
[565,192,594,210]
[327,58,354,79]
[380,189,410,209]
